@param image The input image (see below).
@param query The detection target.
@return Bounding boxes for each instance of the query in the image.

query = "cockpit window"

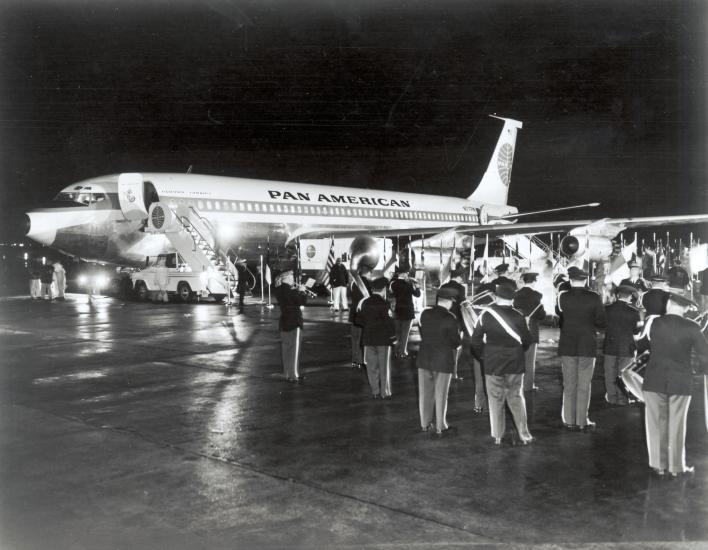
[53,191,107,205]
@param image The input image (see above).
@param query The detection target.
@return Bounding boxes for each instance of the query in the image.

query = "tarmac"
[0,293,706,549]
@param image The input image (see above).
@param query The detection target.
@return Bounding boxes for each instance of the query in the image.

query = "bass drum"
[617,352,649,403]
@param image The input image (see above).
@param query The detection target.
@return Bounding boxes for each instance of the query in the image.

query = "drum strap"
[481,308,523,345]
[639,315,657,341]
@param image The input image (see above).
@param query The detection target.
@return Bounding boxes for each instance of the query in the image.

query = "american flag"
[321,236,336,289]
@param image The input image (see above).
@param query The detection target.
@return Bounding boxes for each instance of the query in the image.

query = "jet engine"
[559,235,613,262]
[349,235,380,272]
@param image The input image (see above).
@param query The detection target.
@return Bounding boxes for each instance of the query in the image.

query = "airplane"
[23,115,708,292]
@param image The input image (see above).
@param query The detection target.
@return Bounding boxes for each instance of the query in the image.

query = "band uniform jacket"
[358,294,396,347]
[274,283,307,332]
[471,304,532,375]
[390,278,421,320]
[330,263,349,288]
[619,277,649,292]
[439,280,467,333]
[556,288,606,357]
[417,305,462,374]
[349,277,372,325]
[603,300,641,357]
[639,314,708,395]
[513,287,546,343]
[641,289,668,316]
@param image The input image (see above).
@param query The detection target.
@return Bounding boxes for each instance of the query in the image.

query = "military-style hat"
[615,285,639,299]
[521,272,539,283]
[627,260,640,269]
[371,277,389,291]
[553,273,568,286]
[495,283,516,300]
[437,287,459,300]
[567,266,589,280]
[495,263,510,274]
[667,292,697,309]
[450,268,465,279]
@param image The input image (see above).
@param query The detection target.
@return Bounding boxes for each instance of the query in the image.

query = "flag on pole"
[482,234,490,282]
[608,238,637,286]
[320,235,336,289]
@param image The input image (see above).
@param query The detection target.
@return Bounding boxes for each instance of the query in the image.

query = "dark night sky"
[0,0,706,239]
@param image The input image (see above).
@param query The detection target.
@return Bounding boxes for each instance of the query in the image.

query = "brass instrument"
[460,290,495,335]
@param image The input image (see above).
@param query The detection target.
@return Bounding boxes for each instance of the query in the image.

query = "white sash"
[481,307,523,345]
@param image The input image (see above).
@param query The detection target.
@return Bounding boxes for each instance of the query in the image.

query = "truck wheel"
[177,282,192,302]
[134,281,149,301]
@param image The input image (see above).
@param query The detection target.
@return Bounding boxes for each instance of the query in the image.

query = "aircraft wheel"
[134,281,149,301]
[177,282,193,302]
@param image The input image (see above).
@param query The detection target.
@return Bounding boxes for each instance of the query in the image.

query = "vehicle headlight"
[78,275,88,286]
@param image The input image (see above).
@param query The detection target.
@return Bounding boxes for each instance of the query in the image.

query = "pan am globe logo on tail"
[497,143,514,187]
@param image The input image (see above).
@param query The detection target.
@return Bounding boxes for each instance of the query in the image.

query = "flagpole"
[259,254,265,304]
[470,234,475,297]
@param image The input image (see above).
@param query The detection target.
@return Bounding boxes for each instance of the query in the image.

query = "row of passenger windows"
[185,199,477,223]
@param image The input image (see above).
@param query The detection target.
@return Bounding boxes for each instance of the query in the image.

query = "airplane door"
[118,173,149,220]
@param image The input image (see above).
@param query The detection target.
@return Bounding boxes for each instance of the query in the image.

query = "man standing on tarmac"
[471,283,533,445]
[638,292,708,476]
[330,258,349,312]
[603,285,641,405]
[439,269,467,380]
[349,268,372,369]
[274,270,308,383]
[556,266,606,431]
[390,268,421,358]
[358,277,396,399]
[513,272,546,392]
[417,287,461,434]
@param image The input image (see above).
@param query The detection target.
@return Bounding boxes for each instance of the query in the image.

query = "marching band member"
[390,268,421,358]
[417,287,461,434]
[556,266,606,431]
[439,269,468,380]
[358,277,396,399]
[349,267,372,369]
[638,293,708,476]
[471,283,533,445]
[602,285,641,405]
[513,272,546,392]
[619,260,650,294]
[274,270,308,383]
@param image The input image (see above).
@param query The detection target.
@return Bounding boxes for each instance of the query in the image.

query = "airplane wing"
[291,214,708,241]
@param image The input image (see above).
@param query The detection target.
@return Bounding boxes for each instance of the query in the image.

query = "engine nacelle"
[349,235,380,272]
[560,235,613,262]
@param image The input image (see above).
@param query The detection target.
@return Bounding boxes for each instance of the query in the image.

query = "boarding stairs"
[500,234,561,264]
[145,202,239,300]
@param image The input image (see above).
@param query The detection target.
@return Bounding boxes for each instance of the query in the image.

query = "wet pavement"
[0,294,706,549]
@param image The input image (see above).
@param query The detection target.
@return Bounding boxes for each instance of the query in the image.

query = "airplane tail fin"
[468,115,523,205]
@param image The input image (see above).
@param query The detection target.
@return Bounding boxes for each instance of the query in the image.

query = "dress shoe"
[382,395,392,400]
[520,436,535,445]
[651,467,666,476]
[563,423,579,432]
[421,423,434,433]
[670,466,695,477]
[436,425,456,436]
[372,394,381,400]
[492,437,502,445]
[581,421,597,432]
